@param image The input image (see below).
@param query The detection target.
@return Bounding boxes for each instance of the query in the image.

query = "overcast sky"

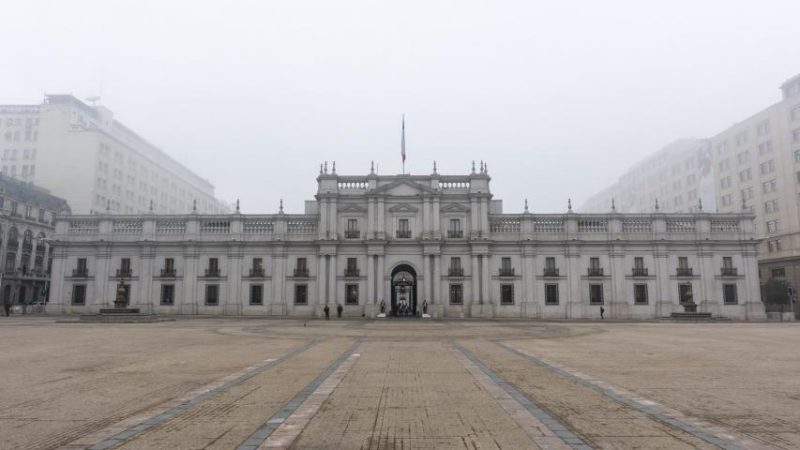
[1,0,798,213]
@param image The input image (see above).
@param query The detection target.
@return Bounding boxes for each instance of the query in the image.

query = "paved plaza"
[0,318,798,449]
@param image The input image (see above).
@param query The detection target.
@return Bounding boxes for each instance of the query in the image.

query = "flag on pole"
[401,114,406,164]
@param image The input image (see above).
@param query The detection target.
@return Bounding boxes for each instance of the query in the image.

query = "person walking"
[600,306,605,320]
[3,294,11,317]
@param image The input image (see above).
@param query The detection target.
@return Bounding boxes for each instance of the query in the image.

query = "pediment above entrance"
[388,203,419,213]
[440,202,470,213]
[371,179,436,197]
[338,203,368,213]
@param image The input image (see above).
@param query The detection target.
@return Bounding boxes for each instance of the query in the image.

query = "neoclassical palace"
[48,163,766,320]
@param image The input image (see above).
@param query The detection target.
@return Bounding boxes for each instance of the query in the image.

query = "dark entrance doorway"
[390,264,417,317]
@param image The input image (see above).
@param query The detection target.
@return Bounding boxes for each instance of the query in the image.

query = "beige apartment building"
[0,95,228,215]
[583,72,800,303]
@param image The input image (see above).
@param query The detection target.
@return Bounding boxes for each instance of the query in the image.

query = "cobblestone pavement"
[1,317,798,449]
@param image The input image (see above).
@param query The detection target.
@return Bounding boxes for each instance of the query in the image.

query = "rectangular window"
[758,141,773,155]
[545,284,559,305]
[399,218,409,231]
[766,220,780,233]
[634,284,648,305]
[77,258,87,272]
[771,267,786,277]
[345,257,358,277]
[72,285,86,305]
[760,160,775,175]
[791,106,800,121]
[451,257,461,270]
[208,257,219,272]
[678,256,689,269]
[679,284,693,304]
[345,218,359,238]
[345,283,359,305]
[762,179,777,193]
[738,168,751,182]
[589,284,603,304]
[545,257,556,270]
[756,121,770,136]
[589,257,600,269]
[205,284,219,305]
[252,257,263,272]
[723,284,738,305]
[634,257,644,269]
[722,257,733,269]
[164,257,175,271]
[250,284,263,305]
[793,128,800,142]
[120,258,131,276]
[449,284,463,304]
[160,284,175,305]
[296,257,307,271]
[294,284,308,304]
[397,218,411,238]
[500,284,514,305]
[448,218,462,238]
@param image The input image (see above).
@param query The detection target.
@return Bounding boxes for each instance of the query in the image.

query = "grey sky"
[2,0,798,213]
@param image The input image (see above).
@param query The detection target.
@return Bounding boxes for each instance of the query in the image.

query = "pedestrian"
[3,295,10,317]
[600,306,605,319]
[323,305,330,320]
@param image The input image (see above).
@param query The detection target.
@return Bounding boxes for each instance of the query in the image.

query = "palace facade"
[47,164,766,320]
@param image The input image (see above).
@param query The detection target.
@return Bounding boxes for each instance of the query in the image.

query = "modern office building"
[0,95,228,215]
[47,164,765,320]
[0,174,68,308]
[582,72,800,306]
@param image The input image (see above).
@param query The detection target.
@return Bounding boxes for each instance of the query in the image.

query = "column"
[422,254,430,304]
[181,251,198,314]
[422,197,430,238]
[139,251,155,313]
[318,255,326,304]
[481,254,490,306]
[319,198,328,239]
[367,254,375,304]
[226,252,243,315]
[470,198,479,237]
[471,255,480,305]
[271,253,286,315]
[432,254,441,304]
[330,199,338,239]
[377,255,385,304]
[481,198,490,234]
[377,198,385,238]
[432,197,441,238]
[367,198,375,239]
[328,254,337,304]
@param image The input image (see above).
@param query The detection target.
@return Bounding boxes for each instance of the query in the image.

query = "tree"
[761,278,790,305]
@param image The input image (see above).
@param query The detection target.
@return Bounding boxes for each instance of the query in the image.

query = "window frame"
[589,283,604,305]
[545,283,559,305]
[345,283,359,305]
[205,284,219,306]
[449,283,463,305]
[500,284,514,305]
[633,283,648,305]
[294,284,308,305]
[723,283,738,305]
[160,284,175,305]
[72,284,86,305]
[249,284,263,305]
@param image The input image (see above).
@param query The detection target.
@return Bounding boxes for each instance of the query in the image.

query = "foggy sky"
[1,0,798,214]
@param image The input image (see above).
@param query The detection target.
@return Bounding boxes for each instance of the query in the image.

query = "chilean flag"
[401,114,406,164]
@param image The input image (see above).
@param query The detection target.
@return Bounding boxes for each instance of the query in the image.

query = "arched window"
[7,227,18,246]
[22,230,33,254]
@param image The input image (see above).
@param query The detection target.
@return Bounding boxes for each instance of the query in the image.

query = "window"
[500,284,514,305]
[791,106,800,121]
[760,160,775,175]
[589,284,603,304]
[500,257,513,276]
[764,199,779,214]
[449,284,463,304]
[67,284,87,306]
[589,257,600,269]
[771,267,786,278]
[758,141,773,155]
[678,256,689,269]
[76,258,87,273]
[721,194,733,207]
[448,218,462,238]
[736,151,749,164]
[161,285,175,305]
[762,179,777,193]
[766,220,779,234]
[723,284,738,305]
[722,257,733,269]
[634,257,644,269]
[718,159,730,171]
[119,258,131,276]
[679,284,693,304]
[545,257,556,270]
[250,284,263,305]
[735,131,748,145]
[545,284,559,305]
[397,218,410,238]
[208,257,219,276]
[741,187,753,201]
[205,284,219,305]
[450,257,462,270]
[294,284,308,304]
[720,176,731,189]
[738,168,751,182]
[767,239,782,252]
[634,284,648,305]
[345,257,358,277]
[345,218,359,239]
[756,121,770,136]
[251,257,264,276]
[793,128,800,142]
[345,283,359,305]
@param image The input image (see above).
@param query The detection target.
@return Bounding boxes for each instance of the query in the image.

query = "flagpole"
[401,114,406,175]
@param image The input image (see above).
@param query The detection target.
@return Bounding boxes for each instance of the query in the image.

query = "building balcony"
[631,267,649,277]
[587,267,604,277]
[344,230,360,239]
[344,268,360,277]
[721,267,738,277]
[676,267,694,277]
[160,268,177,277]
[499,268,515,277]
[396,230,412,239]
[448,267,464,277]
[116,268,132,278]
[204,268,221,277]
[543,268,560,277]
[249,267,265,277]
[293,268,309,278]
[72,268,89,277]
[447,230,463,238]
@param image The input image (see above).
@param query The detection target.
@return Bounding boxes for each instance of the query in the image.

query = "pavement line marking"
[257,342,362,449]
[236,340,362,450]
[58,339,318,450]
[451,342,592,450]
[499,342,771,450]
[237,340,361,450]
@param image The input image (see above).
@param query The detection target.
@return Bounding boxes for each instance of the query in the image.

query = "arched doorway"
[390,264,417,317]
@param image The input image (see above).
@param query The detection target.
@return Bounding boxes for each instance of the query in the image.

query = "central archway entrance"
[390,264,417,317]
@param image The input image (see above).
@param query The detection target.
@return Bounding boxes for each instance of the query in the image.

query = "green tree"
[761,278,790,305]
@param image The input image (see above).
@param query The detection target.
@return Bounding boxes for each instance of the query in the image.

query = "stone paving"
[0,317,798,449]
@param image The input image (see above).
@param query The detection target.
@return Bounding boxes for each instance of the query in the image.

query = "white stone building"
[47,164,765,320]
[0,95,228,215]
